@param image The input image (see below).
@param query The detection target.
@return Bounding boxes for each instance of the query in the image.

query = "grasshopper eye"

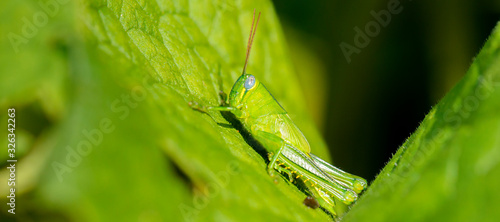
[244,75,256,89]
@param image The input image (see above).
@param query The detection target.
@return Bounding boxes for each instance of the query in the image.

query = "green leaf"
[2,0,500,221]
[1,0,332,221]
[344,23,500,221]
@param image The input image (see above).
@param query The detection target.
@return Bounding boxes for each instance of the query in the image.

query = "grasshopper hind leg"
[310,154,367,194]
[275,154,339,216]
[252,130,351,215]
[311,187,336,216]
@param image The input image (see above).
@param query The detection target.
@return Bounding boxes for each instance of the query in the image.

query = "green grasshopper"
[189,10,367,215]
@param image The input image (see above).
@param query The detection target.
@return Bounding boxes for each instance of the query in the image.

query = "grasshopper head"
[228,10,261,108]
[228,74,260,107]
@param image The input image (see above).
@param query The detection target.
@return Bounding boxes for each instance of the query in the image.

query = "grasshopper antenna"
[241,9,261,76]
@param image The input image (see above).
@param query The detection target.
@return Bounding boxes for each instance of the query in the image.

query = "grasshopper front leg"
[188,101,243,120]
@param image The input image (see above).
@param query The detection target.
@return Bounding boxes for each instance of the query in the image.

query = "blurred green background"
[273,0,500,180]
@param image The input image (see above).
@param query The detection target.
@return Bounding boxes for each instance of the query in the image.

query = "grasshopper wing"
[252,113,311,154]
